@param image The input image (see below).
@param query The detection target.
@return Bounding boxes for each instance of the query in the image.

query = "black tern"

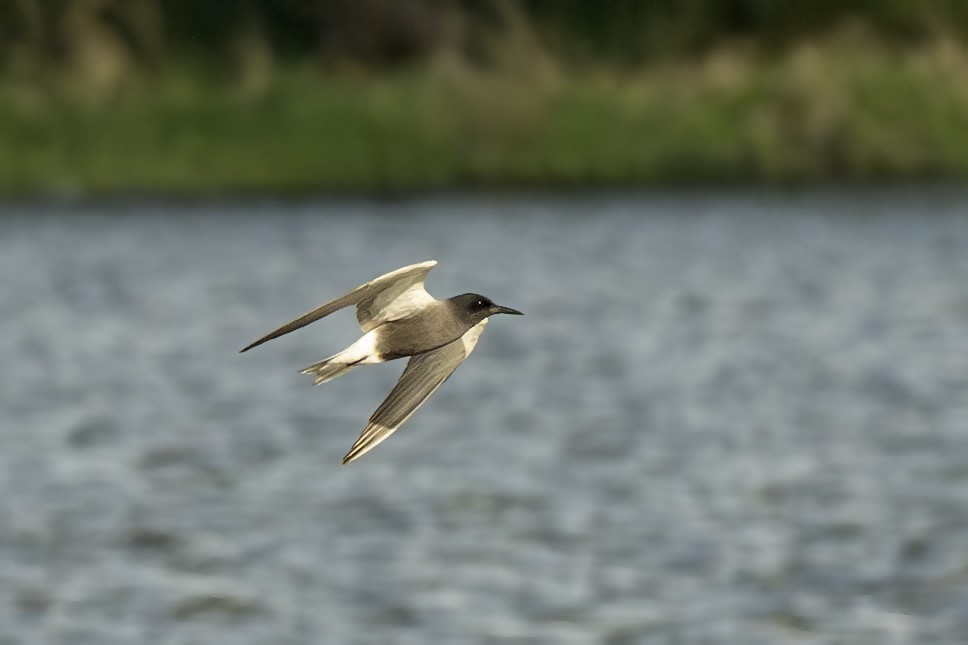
[241,260,522,464]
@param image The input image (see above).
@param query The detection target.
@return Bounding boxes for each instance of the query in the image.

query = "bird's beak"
[493,305,523,316]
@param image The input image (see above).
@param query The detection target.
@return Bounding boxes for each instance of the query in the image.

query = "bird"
[241,260,523,464]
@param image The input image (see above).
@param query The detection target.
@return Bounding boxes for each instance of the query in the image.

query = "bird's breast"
[374,307,470,360]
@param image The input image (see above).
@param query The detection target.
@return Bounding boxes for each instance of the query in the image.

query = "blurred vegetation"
[2,0,968,194]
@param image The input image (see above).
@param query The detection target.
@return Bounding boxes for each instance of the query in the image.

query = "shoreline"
[3,183,966,212]
[3,34,968,197]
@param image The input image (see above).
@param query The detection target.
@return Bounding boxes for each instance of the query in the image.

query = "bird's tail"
[299,357,363,385]
[300,331,379,385]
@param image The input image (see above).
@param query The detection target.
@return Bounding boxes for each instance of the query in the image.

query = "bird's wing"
[354,260,437,332]
[341,320,488,464]
[240,260,437,353]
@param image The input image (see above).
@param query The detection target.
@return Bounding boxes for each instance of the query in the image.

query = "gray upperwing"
[341,320,487,464]
[240,290,359,353]
[240,260,437,353]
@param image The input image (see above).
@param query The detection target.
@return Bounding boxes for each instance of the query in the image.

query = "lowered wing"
[341,320,487,464]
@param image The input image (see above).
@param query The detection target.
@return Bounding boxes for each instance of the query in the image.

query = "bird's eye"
[475,299,484,308]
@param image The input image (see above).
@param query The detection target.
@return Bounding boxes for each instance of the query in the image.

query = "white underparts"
[330,329,383,365]
[461,319,488,355]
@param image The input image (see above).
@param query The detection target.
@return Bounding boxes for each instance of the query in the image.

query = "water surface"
[2,191,968,644]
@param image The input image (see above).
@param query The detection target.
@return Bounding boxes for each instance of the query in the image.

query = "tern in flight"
[241,261,523,464]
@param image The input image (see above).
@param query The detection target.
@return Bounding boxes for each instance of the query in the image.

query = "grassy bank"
[3,32,968,196]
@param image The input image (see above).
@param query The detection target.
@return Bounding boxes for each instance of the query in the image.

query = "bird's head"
[449,293,523,324]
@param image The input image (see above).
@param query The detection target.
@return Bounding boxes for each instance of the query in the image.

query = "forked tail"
[299,357,363,385]
[300,330,379,385]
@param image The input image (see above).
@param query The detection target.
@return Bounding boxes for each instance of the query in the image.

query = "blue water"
[2,191,967,644]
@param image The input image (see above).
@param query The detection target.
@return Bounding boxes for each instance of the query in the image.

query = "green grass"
[3,33,968,196]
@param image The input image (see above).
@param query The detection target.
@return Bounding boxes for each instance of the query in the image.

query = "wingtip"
[341,422,396,465]
[341,450,362,465]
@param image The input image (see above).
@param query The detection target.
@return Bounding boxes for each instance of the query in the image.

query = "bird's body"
[369,300,481,359]
[241,261,522,464]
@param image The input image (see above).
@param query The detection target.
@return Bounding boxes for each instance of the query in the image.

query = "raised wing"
[354,261,437,332]
[240,260,437,353]
[341,320,488,464]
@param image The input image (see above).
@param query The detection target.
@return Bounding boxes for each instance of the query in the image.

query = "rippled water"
[2,191,968,644]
